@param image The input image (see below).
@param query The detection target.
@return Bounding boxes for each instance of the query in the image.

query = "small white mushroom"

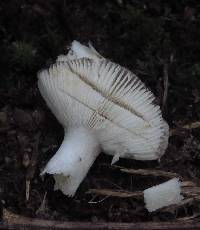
[38,40,169,196]
[144,178,183,212]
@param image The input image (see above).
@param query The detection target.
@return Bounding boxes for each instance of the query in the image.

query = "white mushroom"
[38,40,169,196]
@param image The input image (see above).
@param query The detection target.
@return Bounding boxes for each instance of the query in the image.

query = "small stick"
[177,213,200,221]
[120,168,182,180]
[107,165,184,180]
[87,189,143,198]
[160,197,194,212]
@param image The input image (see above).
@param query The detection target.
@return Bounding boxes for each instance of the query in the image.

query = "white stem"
[42,127,100,196]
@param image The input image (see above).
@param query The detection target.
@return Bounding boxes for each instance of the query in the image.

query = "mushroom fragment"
[144,178,183,212]
[38,40,169,196]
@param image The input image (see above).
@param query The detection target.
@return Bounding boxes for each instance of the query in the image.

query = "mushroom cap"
[38,41,169,161]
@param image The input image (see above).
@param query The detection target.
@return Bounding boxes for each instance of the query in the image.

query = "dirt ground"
[0,0,200,223]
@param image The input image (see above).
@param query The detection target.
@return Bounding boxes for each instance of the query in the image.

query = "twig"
[87,189,143,198]
[26,132,41,201]
[107,165,184,180]
[87,179,200,206]
[88,186,200,200]
[160,197,194,212]
[120,168,182,179]
[177,213,200,221]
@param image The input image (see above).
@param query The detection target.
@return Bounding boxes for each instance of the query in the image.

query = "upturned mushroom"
[38,41,169,196]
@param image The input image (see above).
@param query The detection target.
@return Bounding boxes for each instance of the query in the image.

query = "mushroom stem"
[41,127,100,196]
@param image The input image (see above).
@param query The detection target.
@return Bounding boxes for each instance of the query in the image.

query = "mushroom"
[38,41,169,196]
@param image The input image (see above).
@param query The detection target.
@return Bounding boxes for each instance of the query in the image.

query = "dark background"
[0,0,200,223]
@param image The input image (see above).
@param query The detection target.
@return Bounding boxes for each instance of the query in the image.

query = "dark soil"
[0,0,200,223]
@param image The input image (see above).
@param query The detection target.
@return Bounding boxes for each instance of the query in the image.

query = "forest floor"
[0,0,200,223]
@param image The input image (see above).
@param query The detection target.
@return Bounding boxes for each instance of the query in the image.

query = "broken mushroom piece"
[38,40,169,196]
[144,178,183,212]
[56,40,102,62]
